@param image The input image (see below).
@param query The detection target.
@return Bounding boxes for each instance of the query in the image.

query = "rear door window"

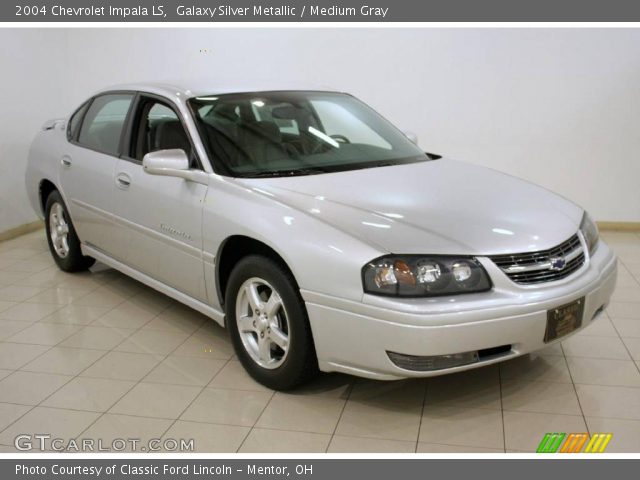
[67,101,90,141]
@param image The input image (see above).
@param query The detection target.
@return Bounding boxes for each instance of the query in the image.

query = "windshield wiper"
[371,162,395,168]
[242,167,329,178]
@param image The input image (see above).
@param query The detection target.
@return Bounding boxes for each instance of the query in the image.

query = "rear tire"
[44,190,95,272]
[225,255,318,390]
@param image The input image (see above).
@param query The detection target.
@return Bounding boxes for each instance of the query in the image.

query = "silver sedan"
[25,83,617,389]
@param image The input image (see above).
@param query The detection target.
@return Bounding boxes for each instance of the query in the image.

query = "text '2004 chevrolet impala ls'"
[25,84,617,389]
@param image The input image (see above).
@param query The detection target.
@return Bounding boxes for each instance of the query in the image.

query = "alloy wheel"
[235,277,290,369]
[49,202,70,258]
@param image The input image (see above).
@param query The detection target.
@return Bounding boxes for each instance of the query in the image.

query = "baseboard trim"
[597,221,640,233]
[0,220,44,243]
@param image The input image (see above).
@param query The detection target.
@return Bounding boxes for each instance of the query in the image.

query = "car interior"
[197,100,324,170]
[131,100,194,165]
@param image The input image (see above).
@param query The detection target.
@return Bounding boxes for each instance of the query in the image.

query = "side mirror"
[403,131,418,145]
[143,149,189,175]
[142,149,207,184]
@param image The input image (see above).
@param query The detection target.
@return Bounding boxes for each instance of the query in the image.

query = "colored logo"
[549,256,567,271]
[536,432,612,453]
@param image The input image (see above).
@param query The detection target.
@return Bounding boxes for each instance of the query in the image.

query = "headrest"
[154,121,190,153]
[246,121,281,142]
[272,105,312,122]
[213,103,239,121]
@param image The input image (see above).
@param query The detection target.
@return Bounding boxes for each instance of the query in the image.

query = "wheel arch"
[38,179,59,215]
[215,235,299,309]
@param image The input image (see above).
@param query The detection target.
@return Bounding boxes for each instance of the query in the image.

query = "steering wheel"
[330,134,350,144]
[309,133,351,155]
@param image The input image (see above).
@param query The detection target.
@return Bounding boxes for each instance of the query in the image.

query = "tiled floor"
[0,229,639,453]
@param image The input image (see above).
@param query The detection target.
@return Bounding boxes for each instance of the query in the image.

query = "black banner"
[5,0,640,22]
[3,459,640,480]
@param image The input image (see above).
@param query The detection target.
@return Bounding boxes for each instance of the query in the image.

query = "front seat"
[241,121,288,167]
[153,120,191,154]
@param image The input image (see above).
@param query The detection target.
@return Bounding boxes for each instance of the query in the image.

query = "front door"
[112,96,208,301]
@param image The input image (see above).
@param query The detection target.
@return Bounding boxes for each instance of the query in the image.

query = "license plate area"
[544,297,585,343]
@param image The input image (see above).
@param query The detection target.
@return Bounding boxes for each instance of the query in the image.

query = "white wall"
[0,29,71,232]
[2,28,639,233]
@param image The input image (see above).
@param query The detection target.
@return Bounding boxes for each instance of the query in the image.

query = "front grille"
[490,234,585,285]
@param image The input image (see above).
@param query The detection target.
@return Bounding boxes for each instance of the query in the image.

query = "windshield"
[188,91,430,177]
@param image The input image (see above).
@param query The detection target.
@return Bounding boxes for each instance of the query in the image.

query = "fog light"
[387,350,479,371]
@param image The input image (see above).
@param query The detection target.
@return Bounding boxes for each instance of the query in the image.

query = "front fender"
[202,175,385,306]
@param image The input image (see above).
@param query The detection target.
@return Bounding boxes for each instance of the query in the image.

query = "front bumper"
[303,241,617,380]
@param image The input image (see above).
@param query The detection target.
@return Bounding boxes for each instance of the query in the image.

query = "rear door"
[60,93,134,257]
[112,94,208,301]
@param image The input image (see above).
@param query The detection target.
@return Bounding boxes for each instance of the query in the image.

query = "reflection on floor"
[0,229,639,453]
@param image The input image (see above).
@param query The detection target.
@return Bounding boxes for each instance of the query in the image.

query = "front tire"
[226,255,318,390]
[44,190,95,272]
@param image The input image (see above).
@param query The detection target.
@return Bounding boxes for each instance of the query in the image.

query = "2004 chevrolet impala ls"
[25,83,617,389]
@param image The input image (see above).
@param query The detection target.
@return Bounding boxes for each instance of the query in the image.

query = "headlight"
[579,211,599,255]
[362,256,492,297]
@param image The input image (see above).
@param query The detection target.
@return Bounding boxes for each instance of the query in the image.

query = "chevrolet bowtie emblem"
[549,257,567,271]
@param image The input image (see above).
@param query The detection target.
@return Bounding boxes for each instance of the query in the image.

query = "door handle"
[61,156,72,167]
[116,172,131,189]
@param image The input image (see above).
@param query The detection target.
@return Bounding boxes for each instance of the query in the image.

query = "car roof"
[92,81,344,100]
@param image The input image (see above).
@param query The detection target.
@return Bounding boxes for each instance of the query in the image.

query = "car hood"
[236,159,583,255]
